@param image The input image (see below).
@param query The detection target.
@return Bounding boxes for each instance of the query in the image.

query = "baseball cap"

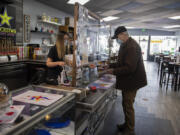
[112,26,127,39]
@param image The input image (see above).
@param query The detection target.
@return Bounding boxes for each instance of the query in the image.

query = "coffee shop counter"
[0,59,47,91]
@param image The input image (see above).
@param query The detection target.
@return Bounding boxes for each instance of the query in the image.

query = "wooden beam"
[72,3,78,87]
[88,10,101,20]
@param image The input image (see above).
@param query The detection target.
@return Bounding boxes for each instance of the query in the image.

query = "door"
[139,36,148,61]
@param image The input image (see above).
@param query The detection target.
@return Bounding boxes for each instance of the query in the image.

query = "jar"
[0,83,12,115]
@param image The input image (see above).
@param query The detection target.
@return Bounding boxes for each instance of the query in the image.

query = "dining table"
[168,62,180,91]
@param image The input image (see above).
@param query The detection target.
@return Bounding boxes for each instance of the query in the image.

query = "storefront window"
[112,39,120,55]
[131,36,140,44]
[111,35,177,60]
[132,36,148,60]
[150,36,177,55]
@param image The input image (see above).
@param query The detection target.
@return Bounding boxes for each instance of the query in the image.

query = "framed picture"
[24,14,30,43]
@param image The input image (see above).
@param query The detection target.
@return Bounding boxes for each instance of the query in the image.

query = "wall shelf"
[38,20,62,26]
[30,30,55,35]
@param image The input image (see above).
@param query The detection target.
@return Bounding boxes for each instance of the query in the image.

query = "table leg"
[159,62,163,86]
[174,66,179,91]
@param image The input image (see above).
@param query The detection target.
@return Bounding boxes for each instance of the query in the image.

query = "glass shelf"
[30,30,53,35]
[38,20,62,26]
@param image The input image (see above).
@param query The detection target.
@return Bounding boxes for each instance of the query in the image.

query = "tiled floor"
[100,61,180,135]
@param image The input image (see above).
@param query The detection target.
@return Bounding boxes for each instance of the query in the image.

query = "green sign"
[141,29,146,32]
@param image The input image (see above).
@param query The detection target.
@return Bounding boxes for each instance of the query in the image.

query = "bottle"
[58,75,61,85]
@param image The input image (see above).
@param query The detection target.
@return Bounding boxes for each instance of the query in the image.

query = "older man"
[107,26,147,135]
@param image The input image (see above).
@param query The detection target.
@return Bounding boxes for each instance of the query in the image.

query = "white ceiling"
[36,0,180,32]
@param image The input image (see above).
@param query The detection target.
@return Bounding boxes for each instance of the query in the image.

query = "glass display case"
[0,85,75,135]
[75,74,117,135]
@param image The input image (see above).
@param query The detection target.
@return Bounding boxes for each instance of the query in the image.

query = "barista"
[46,34,65,85]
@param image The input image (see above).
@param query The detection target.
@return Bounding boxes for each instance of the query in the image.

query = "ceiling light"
[101,25,110,28]
[163,25,180,29]
[67,0,90,5]
[168,16,180,20]
[103,16,119,22]
[97,11,102,14]
[101,10,123,16]
[126,27,135,29]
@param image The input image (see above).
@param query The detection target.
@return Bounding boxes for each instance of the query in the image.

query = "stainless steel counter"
[75,75,117,135]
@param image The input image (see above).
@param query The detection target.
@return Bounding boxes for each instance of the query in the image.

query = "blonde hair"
[56,34,65,59]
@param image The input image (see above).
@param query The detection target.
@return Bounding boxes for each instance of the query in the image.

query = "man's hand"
[99,68,113,77]
[106,68,114,74]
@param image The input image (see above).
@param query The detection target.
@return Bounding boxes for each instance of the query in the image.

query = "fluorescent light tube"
[126,27,135,29]
[163,25,180,28]
[103,16,119,22]
[168,16,180,20]
[67,0,90,5]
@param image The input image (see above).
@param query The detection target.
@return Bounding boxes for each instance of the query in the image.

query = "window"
[150,36,177,55]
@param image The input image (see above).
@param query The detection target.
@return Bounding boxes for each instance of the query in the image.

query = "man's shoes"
[117,123,127,131]
[122,129,135,135]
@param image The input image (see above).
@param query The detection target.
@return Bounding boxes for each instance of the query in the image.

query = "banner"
[0,6,16,54]
[0,6,16,33]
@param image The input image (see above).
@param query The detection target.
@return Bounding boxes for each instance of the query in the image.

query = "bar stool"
[159,61,169,87]
[166,63,176,90]
[157,58,162,75]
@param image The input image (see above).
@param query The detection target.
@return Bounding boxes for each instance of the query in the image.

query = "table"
[169,62,180,91]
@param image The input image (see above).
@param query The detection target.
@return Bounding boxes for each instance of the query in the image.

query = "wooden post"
[72,3,78,87]
[109,25,112,61]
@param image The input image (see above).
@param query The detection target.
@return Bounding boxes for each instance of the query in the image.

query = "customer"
[46,34,65,85]
[106,26,147,135]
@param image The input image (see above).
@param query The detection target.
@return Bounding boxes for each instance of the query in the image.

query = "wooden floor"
[100,61,180,135]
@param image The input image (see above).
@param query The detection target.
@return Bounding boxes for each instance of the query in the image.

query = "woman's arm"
[46,58,65,67]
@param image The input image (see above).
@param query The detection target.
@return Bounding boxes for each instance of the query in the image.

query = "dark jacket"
[110,37,147,91]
